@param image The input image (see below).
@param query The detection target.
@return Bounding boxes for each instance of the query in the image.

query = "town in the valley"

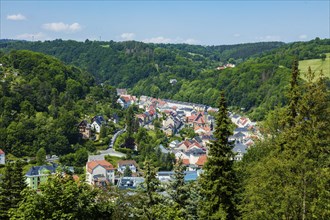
[0,88,261,190]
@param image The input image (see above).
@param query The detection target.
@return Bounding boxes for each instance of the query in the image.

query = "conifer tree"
[198,91,238,219]
[0,161,27,219]
[167,157,189,217]
[240,66,330,219]
[140,159,163,220]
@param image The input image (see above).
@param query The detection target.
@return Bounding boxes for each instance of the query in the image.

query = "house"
[194,125,212,135]
[78,120,92,139]
[162,115,182,135]
[234,127,249,136]
[157,171,199,183]
[117,160,139,174]
[169,140,180,148]
[233,143,247,161]
[91,116,105,133]
[0,149,5,164]
[170,79,177,85]
[117,177,144,189]
[25,164,58,189]
[117,95,137,109]
[195,154,207,167]
[116,88,127,96]
[229,131,246,143]
[86,160,116,185]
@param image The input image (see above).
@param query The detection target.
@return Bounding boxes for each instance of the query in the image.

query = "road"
[108,126,126,149]
[99,148,126,158]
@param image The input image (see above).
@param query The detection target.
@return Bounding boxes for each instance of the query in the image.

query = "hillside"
[0,50,118,157]
[1,38,329,120]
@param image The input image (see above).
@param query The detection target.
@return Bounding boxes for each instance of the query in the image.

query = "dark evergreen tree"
[167,157,189,217]
[141,159,161,220]
[0,161,27,219]
[287,59,300,127]
[240,67,330,219]
[198,91,238,219]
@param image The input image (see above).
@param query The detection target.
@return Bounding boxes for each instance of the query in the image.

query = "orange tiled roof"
[182,159,190,165]
[196,155,207,166]
[0,149,4,155]
[87,160,114,173]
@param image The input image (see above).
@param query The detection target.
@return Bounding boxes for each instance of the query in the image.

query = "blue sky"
[1,1,329,45]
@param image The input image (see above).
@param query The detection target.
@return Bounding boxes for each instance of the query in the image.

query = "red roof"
[87,160,114,173]
[182,159,190,165]
[72,175,80,182]
[196,155,207,166]
[0,149,4,155]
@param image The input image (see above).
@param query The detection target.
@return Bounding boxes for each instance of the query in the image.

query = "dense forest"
[1,38,329,120]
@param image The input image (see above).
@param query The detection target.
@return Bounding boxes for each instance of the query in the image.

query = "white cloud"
[256,35,281,41]
[143,36,199,45]
[299,34,307,39]
[120,33,135,41]
[42,22,82,32]
[15,32,46,41]
[143,36,172,44]
[183,38,198,44]
[233,33,240,37]
[7,13,26,21]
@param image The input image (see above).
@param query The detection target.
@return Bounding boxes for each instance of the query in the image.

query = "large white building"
[86,160,116,186]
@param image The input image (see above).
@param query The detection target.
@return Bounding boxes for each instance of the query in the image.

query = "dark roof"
[26,164,58,176]
[92,115,105,125]
[194,136,203,143]
[234,127,248,133]
[186,148,206,156]
[233,143,247,154]
[233,131,246,138]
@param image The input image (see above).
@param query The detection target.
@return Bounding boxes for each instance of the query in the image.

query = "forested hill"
[0,50,118,157]
[0,40,283,84]
[1,38,329,120]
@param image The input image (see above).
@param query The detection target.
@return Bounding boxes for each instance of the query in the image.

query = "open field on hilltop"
[299,53,330,80]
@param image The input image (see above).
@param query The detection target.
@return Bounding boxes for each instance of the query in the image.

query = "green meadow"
[299,53,330,80]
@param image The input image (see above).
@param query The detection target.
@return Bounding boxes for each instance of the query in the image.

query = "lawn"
[299,53,330,80]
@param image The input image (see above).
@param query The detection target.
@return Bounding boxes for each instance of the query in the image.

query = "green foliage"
[167,158,189,218]
[0,161,27,219]
[2,39,329,120]
[36,147,46,165]
[198,92,238,219]
[10,174,114,220]
[240,66,330,219]
[59,147,88,167]
[123,165,132,177]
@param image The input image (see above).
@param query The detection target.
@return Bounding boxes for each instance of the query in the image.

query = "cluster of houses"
[216,63,236,70]
[21,91,258,190]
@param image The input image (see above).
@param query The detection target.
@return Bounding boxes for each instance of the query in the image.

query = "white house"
[0,149,5,164]
[91,116,105,133]
[117,160,139,174]
[86,160,115,185]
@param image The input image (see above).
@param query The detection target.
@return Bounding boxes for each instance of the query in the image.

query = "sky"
[1,0,329,45]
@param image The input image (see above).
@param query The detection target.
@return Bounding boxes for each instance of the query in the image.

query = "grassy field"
[299,53,330,80]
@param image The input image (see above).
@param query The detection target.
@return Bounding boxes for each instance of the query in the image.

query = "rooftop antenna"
[99,36,101,41]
